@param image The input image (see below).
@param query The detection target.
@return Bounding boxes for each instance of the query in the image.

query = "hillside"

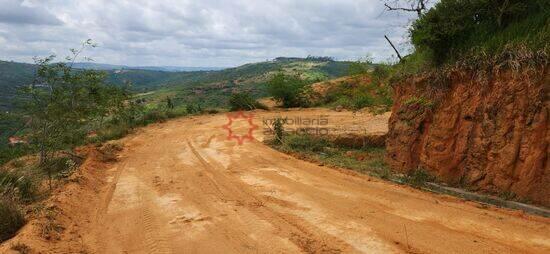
[72,62,224,72]
[126,57,353,107]
[385,0,549,205]
[0,58,351,110]
[0,61,37,110]
[0,57,352,150]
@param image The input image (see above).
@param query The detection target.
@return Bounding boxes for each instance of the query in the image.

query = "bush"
[351,93,375,110]
[0,170,37,203]
[411,0,548,64]
[404,168,435,187]
[0,146,30,166]
[0,199,25,242]
[186,103,203,114]
[283,134,329,152]
[272,118,284,144]
[267,73,310,108]
[142,109,168,124]
[228,92,267,111]
[11,242,31,254]
[347,56,373,76]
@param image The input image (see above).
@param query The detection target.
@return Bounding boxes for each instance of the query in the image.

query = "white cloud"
[0,0,418,67]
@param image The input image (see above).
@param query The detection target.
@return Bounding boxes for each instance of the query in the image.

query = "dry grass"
[0,199,25,242]
[10,242,31,254]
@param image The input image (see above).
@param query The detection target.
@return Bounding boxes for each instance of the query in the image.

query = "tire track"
[139,185,173,254]
[186,140,355,253]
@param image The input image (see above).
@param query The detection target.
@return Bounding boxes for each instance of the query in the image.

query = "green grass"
[269,133,391,178]
[395,3,549,82]
[320,74,393,113]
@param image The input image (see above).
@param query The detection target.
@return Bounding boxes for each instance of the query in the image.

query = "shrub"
[283,134,329,152]
[228,92,267,111]
[0,170,37,203]
[411,0,548,64]
[11,242,31,254]
[404,168,435,187]
[0,199,25,242]
[267,73,310,108]
[347,56,373,76]
[186,103,203,114]
[142,109,168,124]
[0,146,29,167]
[351,93,375,110]
[272,118,285,144]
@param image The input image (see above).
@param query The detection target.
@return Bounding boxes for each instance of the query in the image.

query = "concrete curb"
[421,182,550,217]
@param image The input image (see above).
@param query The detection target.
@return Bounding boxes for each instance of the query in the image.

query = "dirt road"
[16,109,547,253]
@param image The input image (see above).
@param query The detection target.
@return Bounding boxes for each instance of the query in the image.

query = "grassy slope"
[0,58,351,149]
[136,58,352,108]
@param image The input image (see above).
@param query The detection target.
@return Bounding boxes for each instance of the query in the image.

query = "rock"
[335,105,344,112]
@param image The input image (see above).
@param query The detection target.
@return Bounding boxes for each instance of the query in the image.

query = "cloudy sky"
[0,0,418,67]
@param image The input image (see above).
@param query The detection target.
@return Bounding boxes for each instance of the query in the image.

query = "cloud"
[0,0,62,25]
[0,0,418,67]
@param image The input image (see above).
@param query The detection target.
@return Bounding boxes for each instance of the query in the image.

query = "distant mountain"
[72,62,225,72]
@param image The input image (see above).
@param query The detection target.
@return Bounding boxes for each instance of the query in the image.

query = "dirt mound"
[386,67,549,206]
[311,75,372,96]
[0,145,119,253]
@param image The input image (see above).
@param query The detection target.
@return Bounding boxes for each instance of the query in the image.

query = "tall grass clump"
[228,92,268,111]
[0,199,25,242]
[0,170,37,203]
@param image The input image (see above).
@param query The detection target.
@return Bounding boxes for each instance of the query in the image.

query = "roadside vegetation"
[320,64,393,113]
[268,133,390,178]
[387,0,548,83]
[0,41,213,243]
[266,131,437,188]
[228,92,268,111]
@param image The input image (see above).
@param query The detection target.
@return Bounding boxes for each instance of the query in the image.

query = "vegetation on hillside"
[267,73,312,108]
[0,42,217,242]
[388,0,549,82]
[228,92,267,111]
[141,57,352,109]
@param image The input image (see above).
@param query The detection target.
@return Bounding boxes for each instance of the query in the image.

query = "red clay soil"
[1,109,549,253]
[386,67,549,206]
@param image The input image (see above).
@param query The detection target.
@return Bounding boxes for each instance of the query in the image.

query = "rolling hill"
[72,62,225,72]
[134,57,353,107]
[0,57,353,110]
[0,57,352,146]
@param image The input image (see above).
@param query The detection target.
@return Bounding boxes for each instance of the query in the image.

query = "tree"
[383,0,430,17]
[347,55,374,76]
[16,40,127,186]
[267,73,309,108]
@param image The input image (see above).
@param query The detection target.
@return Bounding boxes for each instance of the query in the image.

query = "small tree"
[16,40,127,186]
[267,73,309,108]
[272,117,285,144]
[165,96,175,110]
